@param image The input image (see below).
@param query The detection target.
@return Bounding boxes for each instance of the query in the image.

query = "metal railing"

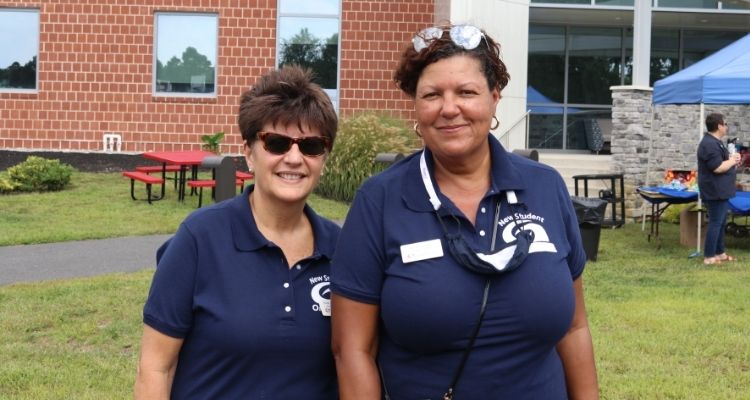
[497,110,531,149]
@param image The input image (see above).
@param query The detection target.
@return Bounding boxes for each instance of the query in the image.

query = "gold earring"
[491,116,500,130]
[413,122,422,138]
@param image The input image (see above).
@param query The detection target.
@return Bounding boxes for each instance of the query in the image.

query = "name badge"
[400,239,443,264]
[319,299,331,317]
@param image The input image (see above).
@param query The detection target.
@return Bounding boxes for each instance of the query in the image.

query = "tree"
[279,29,338,89]
[156,47,215,92]
[0,56,36,89]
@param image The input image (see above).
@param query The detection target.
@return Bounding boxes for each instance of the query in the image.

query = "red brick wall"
[0,0,431,154]
[339,0,433,121]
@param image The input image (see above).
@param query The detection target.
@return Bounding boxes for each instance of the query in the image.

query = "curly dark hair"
[394,24,510,98]
[238,65,337,150]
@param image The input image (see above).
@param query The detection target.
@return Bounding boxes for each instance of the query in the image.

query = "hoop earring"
[413,122,422,138]
[491,116,500,130]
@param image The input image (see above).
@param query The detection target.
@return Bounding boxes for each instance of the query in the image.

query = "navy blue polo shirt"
[697,133,737,201]
[143,186,340,399]
[331,136,586,399]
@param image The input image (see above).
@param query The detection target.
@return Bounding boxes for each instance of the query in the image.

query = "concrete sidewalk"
[0,234,172,286]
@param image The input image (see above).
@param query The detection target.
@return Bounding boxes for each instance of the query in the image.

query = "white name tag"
[320,299,331,317]
[400,239,444,264]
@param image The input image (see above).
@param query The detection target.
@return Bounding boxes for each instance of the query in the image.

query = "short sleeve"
[330,189,386,305]
[142,223,199,338]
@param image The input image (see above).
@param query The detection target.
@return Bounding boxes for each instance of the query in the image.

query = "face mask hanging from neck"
[420,151,531,276]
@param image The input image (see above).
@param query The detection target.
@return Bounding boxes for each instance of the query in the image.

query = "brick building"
[0,0,433,154]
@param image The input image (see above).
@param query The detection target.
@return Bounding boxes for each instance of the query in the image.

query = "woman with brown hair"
[331,24,598,399]
[135,65,340,399]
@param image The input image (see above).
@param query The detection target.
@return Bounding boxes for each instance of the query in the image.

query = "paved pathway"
[0,234,172,286]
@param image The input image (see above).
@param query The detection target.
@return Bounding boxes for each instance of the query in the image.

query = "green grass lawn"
[586,223,750,399]
[0,172,350,246]
[1,173,749,398]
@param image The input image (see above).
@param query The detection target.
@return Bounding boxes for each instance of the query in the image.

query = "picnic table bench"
[123,171,165,204]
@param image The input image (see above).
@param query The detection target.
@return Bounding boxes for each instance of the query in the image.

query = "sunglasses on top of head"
[412,24,486,53]
[256,131,330,157]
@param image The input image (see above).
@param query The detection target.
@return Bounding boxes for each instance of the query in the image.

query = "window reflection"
[0,9,38,90]
[596,0,633,5]
[277,0,340,109]
[154,13,217,95]
[683,30,745,68]
[528,25,565,103]
[650,29,679,85]
[279,0,339,14]
[278,18,338,90]
[566,109,611,152]
[530,0,590,4]
[568,27,623,105]
[656,0,718,8]
[722,0,750,10]
[529,109,564,150]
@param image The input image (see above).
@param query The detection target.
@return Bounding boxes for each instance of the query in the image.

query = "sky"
[278,0,339,15]
[279,17,338,42]
[0,10,39,68]
[157,13,217,65]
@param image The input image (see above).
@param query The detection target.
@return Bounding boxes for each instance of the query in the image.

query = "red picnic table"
[142,150,215,201]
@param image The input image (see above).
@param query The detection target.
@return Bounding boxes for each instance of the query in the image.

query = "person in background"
[330,23,598,399]
[134,65,340,399]
[697,112,741,265]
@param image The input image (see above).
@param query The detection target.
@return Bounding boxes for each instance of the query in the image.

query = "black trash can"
[571,196,608,261]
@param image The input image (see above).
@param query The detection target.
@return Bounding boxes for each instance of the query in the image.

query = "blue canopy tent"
[653,33,750,105]
[651,33,750,255]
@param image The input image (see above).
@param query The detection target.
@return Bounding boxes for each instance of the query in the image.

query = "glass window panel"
[649,29,679,85]
[279,0,339,15]
[683,30,745,68]
[0,9,39,90]
[596,0,633,5]
[623,28,632,86]
[528,25,565,103]
[566,109,612,151]
[722,0,750,10]
[567,27,622,105]
[530,0,590,4]
[154,13,217,95]
[656,0,718,8]
[278,17,338,91]
[529,110,564,150]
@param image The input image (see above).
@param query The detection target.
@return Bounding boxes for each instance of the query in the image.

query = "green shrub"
[0,156,76,193]
[317,112,416,202]
[661,202,696,224]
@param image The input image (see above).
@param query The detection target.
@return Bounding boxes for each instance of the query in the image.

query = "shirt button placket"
[282,281,292,314]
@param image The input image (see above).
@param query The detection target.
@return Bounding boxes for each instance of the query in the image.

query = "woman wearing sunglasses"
[331,25,598,399]
[135,65,340,399]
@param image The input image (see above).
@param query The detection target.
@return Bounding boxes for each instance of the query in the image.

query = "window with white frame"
[0,8,39,91]
[154,12,218,96]
[277,0,340,109]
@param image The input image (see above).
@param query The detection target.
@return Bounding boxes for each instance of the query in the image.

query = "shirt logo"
[309,275,331,316]
[498,214,557,254]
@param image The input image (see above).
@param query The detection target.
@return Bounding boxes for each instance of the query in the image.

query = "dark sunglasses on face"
[257,131,330,157]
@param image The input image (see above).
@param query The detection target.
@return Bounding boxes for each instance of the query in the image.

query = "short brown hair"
[393,24,510,98]
[238,65,337,150]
